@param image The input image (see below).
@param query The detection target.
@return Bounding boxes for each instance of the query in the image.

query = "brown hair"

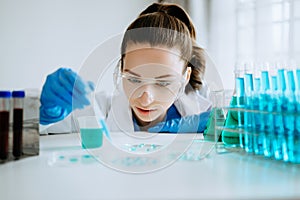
[120,2,206,93]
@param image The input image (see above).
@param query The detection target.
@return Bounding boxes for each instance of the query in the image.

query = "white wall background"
[207,0,237,90]
[0,0,156,91]
[0,0,238,92]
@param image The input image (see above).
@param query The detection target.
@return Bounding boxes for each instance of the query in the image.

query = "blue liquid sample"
[287,70,296,92]
[244,73,254,153]
[80,128,103,149]
[253,78,264,155]
[296,69,300,135]
[270,76,284,160]
[260,71,273,157]
[284,70,296,163]
[236,77,245,148]
[261,93,274,157]
[277,69,297,162]
[278,69,286,92]
[277,69,289,161]
[294,91,300,163]
[292,69,300,163]
[283,97,296,162]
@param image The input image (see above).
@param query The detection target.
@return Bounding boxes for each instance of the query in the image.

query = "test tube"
[277,67,290,161]
[234,62,245,148]
[12,91,25,158]
[294,68,300,163]
[0,91,11,160]
[285,67,297,163]
[243,62,254,153]
[252,64,264,155]
[260,63,273,157]
[270,65,284,161]
[296,68,300,135]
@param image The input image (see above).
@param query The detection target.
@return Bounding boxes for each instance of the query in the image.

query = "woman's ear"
[185,67,192,85]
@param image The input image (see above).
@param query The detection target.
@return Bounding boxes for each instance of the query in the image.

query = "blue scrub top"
[133,104,181,131]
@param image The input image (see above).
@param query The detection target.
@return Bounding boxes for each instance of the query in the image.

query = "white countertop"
[1,133,300,200]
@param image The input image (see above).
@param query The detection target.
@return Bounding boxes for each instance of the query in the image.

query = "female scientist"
[39,2,213,134]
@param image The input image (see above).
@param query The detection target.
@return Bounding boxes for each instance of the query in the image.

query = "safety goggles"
[118,72,187,102]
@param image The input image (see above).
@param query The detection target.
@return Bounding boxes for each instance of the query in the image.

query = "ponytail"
[139,3,196,39]
[186,44,206,93]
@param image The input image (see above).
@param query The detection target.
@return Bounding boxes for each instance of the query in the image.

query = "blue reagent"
[236,77,245,148]
[253,77,264,155]
[260,71,273,157]
[244,73,254,153]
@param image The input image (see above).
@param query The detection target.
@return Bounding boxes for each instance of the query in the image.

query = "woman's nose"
[139,91,154,106]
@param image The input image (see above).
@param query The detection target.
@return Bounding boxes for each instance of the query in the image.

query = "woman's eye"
[127,77,141,84]
[156,81,171,87]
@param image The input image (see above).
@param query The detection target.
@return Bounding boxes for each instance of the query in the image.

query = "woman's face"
[122,44,191,127]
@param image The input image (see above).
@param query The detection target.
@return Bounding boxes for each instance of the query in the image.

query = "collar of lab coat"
[107,89,212,132]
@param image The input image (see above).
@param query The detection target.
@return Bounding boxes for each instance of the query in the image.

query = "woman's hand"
[40,68,94,125]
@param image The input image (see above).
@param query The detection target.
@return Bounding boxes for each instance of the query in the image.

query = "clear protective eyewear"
[118,72,187,102]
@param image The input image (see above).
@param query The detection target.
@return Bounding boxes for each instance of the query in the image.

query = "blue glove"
[148,111,211,133]
[40,68,94,125]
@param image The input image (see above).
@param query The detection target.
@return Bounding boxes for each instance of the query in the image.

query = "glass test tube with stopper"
[12,91,25,158]
[0,91,11,160]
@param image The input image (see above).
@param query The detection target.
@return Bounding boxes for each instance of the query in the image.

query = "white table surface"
[1,133,300,200]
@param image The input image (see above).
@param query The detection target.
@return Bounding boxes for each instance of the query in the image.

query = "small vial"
[0,91,11,160]
[12,91,25,158]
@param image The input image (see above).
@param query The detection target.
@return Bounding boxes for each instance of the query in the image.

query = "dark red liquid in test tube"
[0,111,9,160]
[13,108,23,158]
[12,91,25,159]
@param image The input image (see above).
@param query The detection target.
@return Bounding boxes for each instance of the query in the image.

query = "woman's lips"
[136,107,156,115]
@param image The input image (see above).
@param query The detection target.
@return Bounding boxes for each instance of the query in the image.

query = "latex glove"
[40,68,94,125]
[148,111,211,133]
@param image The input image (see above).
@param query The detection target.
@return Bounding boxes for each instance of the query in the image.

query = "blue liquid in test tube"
[234,62,246,148]
[285,70,296,163]
[236,77,245,148]
[271,75,284,160]
[294,69,300,163]
[278,69,290,162]
[296,69,300,134]
[244,73,254,153]
[253,77,264,155]
[260,70,273,157]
